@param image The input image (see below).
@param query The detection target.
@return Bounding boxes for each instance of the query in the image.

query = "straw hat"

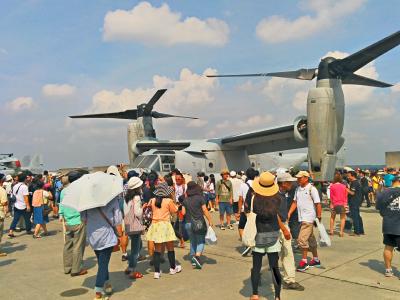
[220,168,229,175]
[252,171,279,196]
[154,182,174,198]
[127,177,143,190]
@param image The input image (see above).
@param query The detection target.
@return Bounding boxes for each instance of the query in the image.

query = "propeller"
[69,89,197,120]
[208,30,400,88]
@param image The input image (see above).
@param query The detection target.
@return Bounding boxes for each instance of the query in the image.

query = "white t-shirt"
[174,184,186,203]
[13,183,29,210]
[294,183,320,223]
[230,177,243,203]
[239,180,253,212]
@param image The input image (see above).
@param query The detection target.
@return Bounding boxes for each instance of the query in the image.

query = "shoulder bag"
[242,195,257,247]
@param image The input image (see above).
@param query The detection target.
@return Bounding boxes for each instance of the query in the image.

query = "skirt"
[146,221,177,244]
[33,206,49,225]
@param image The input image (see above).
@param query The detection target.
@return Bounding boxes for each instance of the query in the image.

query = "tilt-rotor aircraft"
[208,30,400,180]
[70,89,306,177]
[71,31,399,180]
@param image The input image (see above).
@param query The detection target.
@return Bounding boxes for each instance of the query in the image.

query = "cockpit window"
[132,155,159,169]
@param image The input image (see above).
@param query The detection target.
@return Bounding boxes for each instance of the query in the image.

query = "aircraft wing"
[220,125,307,155]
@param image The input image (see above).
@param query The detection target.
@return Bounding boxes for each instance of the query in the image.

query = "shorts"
[253,238,281,254]
[232,202,239,214]
[383,234,400,249]
[238,212,247,229]
[297,222,317,251]
[333,205,346,214]
[218,202,233,216]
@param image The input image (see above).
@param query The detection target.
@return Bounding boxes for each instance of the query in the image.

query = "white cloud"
[187,119,208,128]
[292,91,308,111]
[103,2,229,47]
[216,120,230,130]
[256,0,365,43]
[89,68,219,116]
[360,106,395,121]
[237,115,274,128]
[42,84,76,97]
[6,97,34,112]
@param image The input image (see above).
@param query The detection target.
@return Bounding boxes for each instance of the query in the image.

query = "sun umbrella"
[61,171,123,212]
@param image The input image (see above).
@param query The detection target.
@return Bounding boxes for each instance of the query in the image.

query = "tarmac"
[1,207,399,300]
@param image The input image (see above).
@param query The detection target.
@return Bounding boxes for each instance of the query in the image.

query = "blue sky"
[1,0,399,169]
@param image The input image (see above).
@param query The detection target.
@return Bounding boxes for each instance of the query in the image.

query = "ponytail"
[155,196,163,208]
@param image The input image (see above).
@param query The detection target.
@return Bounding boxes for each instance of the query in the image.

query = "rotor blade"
[342,74,392,88]
[151,111,198,119]
[331,31,400,74]
[207,73,271,78]
[69,109,138,120]
[266,68,317,80]
[207,68,317,80]
[143,89,167,114]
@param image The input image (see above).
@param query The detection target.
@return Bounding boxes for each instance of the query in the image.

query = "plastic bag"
[205,226,217,245]
[315,218,331,247]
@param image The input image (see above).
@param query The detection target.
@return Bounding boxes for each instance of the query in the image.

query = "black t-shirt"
[376,187,400,235]
[348,180,362,207]
[278,191,288,223]
[246,193,280,233]
[183,194,206,223]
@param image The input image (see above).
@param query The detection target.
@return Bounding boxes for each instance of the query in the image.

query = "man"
[288,171,322,272]
[8,173,32,237]
[216,169,233,230]
[347,171,365,236]
[3,175,13,217]
[238,168,257,256]
[360,171,371,207]
[384,169,396,188]
[229,170,242,223]
[59,171,88,276]
[277,172,304,290]
[174,172,187,204]
[376,175,400,277]
[0,174,8,256]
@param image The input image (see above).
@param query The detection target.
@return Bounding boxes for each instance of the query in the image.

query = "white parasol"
[61,172,123,212]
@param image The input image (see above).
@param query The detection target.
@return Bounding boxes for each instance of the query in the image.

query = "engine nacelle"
[127,122,145,165]
[307,86,339,181]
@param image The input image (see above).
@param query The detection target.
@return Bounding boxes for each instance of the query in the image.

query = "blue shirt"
[81,197,123,251]
[384,174,395,187]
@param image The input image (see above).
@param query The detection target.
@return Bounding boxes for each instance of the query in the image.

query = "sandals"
[8,233,16,238]
[33,235,42,239]
[104,284,113,295]
[128,271,143,279]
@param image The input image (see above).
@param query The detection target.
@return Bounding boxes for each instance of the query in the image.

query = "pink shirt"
[329,183,348,207]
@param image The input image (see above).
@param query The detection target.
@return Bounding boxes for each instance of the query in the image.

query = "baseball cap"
[230,170,237,177]
[277,172,297,182]
[295,170,310,178]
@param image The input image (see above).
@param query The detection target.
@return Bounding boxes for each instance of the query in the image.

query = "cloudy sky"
[1,0,399,169]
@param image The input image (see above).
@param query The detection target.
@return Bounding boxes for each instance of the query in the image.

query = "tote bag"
[242,195,257,247]
[124,200,144,235]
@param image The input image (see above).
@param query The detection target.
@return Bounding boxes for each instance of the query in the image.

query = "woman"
[246,172,290,300]
[146,182,182,279]
[124,176,144,279]
[329,173,348,237]
[206,174,216,212]
[31,181,52,238]
[182,181,213,269]
[82,192,123,300]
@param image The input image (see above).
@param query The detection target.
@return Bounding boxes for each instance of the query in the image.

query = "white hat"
[128,177,143,190]
[230,170,237,177]
[106,165,121,178]
[277,172,297,182]
[295,170,311,178]
[5,174,13,181]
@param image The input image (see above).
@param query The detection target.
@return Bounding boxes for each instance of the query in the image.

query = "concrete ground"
[1,207,399,300]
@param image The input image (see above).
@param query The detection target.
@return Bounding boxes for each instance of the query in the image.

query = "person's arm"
[181,206,186,216]
[215,182,220,205]
[229,182,233,205]
[169,199,178,214]
[287,201,297,221]
[315,203,322,221]
[238,195,243,215]
[278,215,290,240]
[202,204,213,226]
[24,195,30,212]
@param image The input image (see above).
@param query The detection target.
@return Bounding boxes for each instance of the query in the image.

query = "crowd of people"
[0,165,399,300]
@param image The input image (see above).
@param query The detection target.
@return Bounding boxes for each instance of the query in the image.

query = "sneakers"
[385,269,394,277]
[220,225,226,230]
[153,271,162,279]
[282,282,305,291]
[241,247,252,257]
[228,224,234,230]
[121,254,128,261]
[192,256,202,269]
[297,260,309,272]
[169,265,182,275]
[309,258,321,268]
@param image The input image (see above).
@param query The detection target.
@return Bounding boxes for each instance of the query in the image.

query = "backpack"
[9,183,23,204]
[244,182,254,212]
